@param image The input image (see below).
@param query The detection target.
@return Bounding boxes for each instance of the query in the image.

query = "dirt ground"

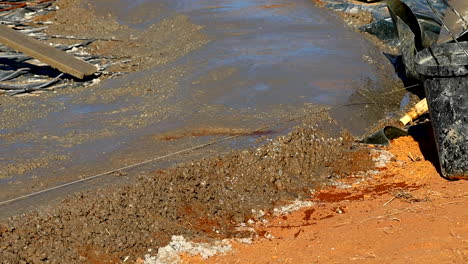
[2,124,467,264]
[180,136,468,264]
[1,1,466,264]
[0,113,378,263]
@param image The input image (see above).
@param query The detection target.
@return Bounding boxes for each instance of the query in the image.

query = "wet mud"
[0,0,405,217]
[0,0,415,263]
[0,115,375,263]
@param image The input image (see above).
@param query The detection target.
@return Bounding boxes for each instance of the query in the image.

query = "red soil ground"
[181,136,468,263]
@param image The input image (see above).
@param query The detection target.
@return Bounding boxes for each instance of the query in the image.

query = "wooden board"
[0,25,97,79]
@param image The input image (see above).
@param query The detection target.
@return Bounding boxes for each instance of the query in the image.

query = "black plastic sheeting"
[438,1,468,43]
[385,0,446,80]
[415,43,468,180]
[324,0,448,17]
[336,0,467,178]
[359,126,408,146]
[322,0,447,46]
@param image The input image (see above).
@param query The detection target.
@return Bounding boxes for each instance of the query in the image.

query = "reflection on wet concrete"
[0,0,402,217]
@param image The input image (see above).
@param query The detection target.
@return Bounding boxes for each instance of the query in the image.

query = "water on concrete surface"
[0,0,401,217]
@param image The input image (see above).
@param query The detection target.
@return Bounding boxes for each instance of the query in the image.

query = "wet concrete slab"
[0,0,403,217]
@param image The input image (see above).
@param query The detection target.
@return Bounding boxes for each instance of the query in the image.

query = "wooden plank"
[0,25,97,79]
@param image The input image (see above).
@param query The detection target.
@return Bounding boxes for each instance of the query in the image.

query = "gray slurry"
[0,0,403,217]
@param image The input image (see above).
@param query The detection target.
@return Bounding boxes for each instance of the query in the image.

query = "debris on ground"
[139,236,232,264]
[0,0,124,96]
[0,24,97,78]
